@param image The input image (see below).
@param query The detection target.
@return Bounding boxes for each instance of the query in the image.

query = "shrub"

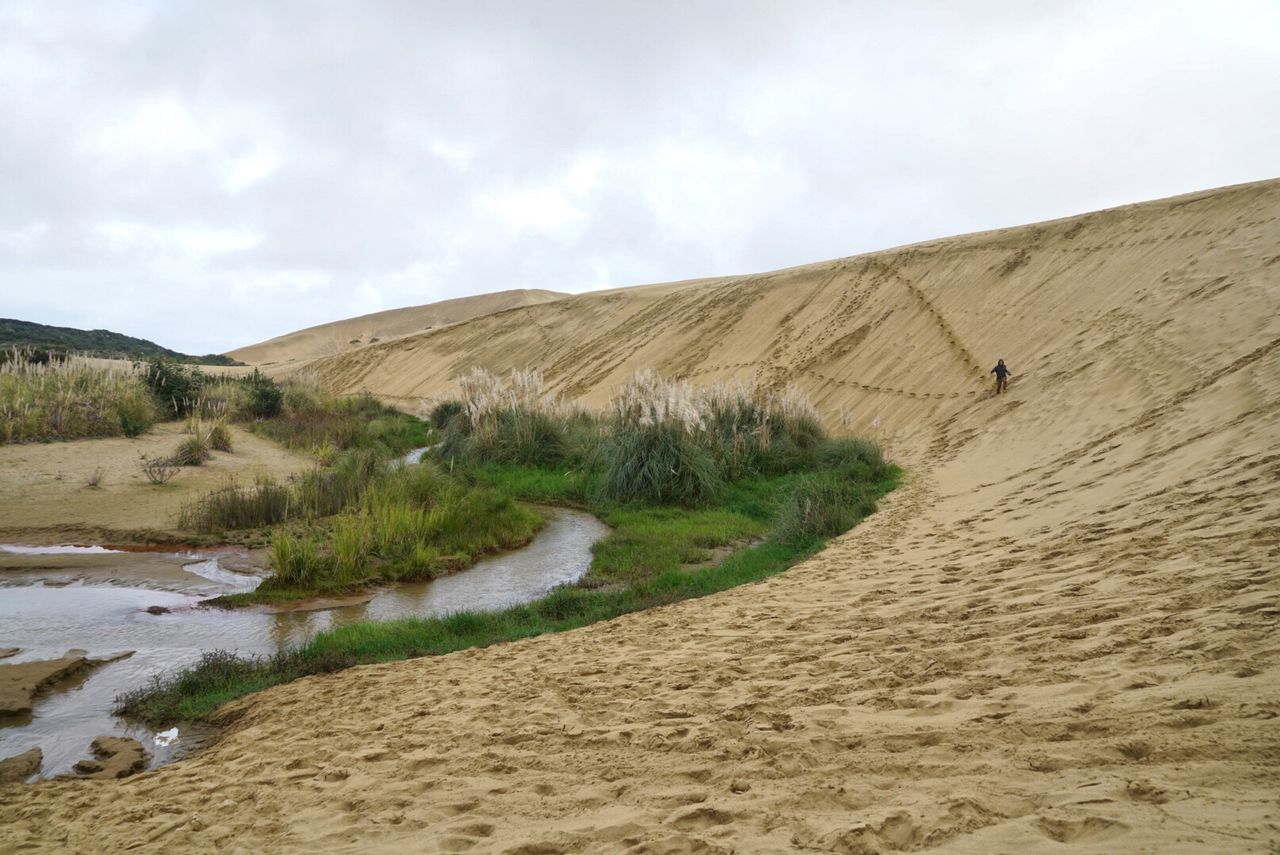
[173,434,211,466]
[244,369,283,418]
[84,467,105,488]
[138,358,205,417]
[139,455,180,485]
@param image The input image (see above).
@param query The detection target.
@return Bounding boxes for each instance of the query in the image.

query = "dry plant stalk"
[611,368,704,434]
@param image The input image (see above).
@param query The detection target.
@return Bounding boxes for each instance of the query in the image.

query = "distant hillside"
[0,318,242,365]
[226,289,567,366]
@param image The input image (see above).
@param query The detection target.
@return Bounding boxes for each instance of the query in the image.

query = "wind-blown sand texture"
[226,288,567,367]
[2,179,1277,852]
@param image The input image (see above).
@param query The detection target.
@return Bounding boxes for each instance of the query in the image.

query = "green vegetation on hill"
[0,318,242,365]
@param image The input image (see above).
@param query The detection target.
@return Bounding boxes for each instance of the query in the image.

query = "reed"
[0,348,157,443]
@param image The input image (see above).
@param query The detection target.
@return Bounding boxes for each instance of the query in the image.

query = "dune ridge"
[226,288,567,367]
[2,179,1277,852]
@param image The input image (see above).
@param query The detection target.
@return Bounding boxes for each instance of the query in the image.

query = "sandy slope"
[226,289,567,367]
[2,179,1277,853]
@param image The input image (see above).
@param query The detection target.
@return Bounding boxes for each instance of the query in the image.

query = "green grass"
[203,473,544,606]
[463,464,816,585]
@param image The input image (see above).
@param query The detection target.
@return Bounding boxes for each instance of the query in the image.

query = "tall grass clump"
[228,460,540,600]
[251,378,429,459]
[428,399,463,429]
[0,349,158,443]
[178,475,292,530]
[172,433,211,465]
[772,475,877,545]
[701,380,824,477]
[208,421,233,452]
[599,369,721,505]
[440,368,568,466]
[268,531,326,587]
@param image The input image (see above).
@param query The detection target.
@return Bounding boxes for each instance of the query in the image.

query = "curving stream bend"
[0,507,607,779]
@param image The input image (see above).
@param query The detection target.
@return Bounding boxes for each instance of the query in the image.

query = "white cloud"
[481,185,586,236]
[87,96,214,163]
[0,220,49,252]
[91,221,262,258]
[224,147,282,194]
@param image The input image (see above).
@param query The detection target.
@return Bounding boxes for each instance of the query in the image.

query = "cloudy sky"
[1,1,1277,354]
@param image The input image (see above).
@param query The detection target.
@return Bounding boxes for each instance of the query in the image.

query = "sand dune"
[3,179,1277,852]
[226,288,567,367]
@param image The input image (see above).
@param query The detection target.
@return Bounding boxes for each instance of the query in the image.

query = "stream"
[0,507,607,779]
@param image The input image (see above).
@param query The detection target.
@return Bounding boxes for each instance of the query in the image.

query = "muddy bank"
[0,747,41,783]
[0,651,132,716]
[68,736,148,780]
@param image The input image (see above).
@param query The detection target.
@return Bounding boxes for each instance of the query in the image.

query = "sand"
[225,288,567,368]
[0,423,315,544]
[1,179,1277,852]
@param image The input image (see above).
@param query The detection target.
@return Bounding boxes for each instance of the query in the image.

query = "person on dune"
[990,358,1012,394]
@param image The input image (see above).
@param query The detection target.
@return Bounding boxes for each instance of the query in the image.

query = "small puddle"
[0,545,123,556]
[0,508,606,779]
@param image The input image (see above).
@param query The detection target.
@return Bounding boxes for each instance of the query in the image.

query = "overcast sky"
[1,1,1277,354]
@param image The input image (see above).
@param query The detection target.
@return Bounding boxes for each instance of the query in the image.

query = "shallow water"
[0,508,606,778]
[0,544,123,556]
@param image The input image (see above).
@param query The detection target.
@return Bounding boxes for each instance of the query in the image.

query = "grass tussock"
[172,434,211,466]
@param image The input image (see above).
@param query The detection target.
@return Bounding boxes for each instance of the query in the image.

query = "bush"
[139,455,180,485]
[244,369,283,418]
[138,358,205,417]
